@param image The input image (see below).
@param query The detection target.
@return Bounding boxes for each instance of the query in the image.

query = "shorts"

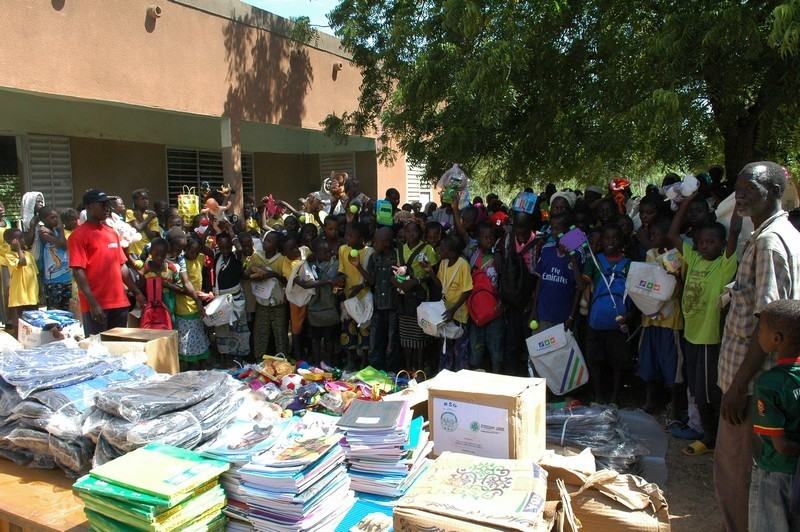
[637,326,681,386]
[586,327,631,370]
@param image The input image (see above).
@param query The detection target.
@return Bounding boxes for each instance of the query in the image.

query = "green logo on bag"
[470,421,480,432]
[441,412,458,432]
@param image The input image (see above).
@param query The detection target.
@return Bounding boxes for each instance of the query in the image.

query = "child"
[338,223,373,369]
[60,209,79,236]
[531,214,583,333]
[468,223,505,373]
[634,196,662,255]
[394,221,438,372]
[583,224,634,404]
[424,234,472,372]
[136,237,181,320]
[213,232,250,360]
[749,299,800,532]
[177,236,212,368]
[637,219,684,414]
[126,189,161,258]
[667,193,740,455]
[451,193,479,259]
[2,228,38,327]
[283,232,311,359]
[301,238,342,365]
[301,223,318,249]
[323,216,341,252]
[424,221,443,263]
[243,195,261,235]
[237,232,258,354]
[37,206,72,311]
[683,195,713,244]
[247,231,289,357]
[363,227,398,371]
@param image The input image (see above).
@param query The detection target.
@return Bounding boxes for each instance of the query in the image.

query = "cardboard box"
[394,451,551,532]
[99,328,179,375]
[427,370,545,460]
[17,317,83,348]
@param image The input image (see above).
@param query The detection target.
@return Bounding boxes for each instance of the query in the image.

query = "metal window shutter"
[27,135,73,210]
[167,148,254,205]
[319,153,355,182]
[405,162,425,203]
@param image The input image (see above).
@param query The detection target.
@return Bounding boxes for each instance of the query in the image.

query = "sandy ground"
[665,434,721,532]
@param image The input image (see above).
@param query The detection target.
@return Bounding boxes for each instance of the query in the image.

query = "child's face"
[134,193,150,210]
[550,197,570,217]
[695,227,724,261]
[345,227,363,249]
[171,236,187,255]
[639,204,658,228]
[617,217,634,238]
[373,231,391,253]
[404,223,422,246]
[324,220,338,241]
[218,238,233,257]
[757,320,781,355]
[597,201,615,223]
[514,224,531,244]
[574,212,590,233]
[478,227,494,252]
[43,210,60,229]
[185,241,200,260]
[263,234,279,254]
[314,242,332,262]
[648,226,667,250]
[63,215,78,231]
[687,201,709,227]
[301,226,317,245]
[550,218,568,236]
[239,235,254,256]
[602,228,621,254]
[438,241,457,261]
[425,226,441,248]
[168,216,183,230]
[283,239,300,260]
[150,246,167,268]
[284,216,300,233]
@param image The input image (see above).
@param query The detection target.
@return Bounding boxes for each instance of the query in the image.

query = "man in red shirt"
[69,189,145,335]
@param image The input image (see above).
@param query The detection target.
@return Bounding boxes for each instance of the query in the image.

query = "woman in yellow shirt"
[2,229,39,328]
[423,234,472,372]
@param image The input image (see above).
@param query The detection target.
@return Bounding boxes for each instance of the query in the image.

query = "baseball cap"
[82,189,109,206]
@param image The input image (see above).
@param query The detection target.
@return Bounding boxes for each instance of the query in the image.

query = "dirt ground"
[664,434,720,532]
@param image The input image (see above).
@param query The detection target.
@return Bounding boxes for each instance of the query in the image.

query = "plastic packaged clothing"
[49,435,93,477]
[95,371,229,422]
[0,379,21,417]
[6,427,53,456]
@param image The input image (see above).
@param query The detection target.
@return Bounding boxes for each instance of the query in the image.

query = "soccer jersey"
[753,358,800,474]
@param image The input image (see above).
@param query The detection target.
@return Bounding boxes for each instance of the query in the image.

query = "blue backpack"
[376,199,394,227]
[589,254,630,330]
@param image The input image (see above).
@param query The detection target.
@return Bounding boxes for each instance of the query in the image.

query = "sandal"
[682,440,713,456]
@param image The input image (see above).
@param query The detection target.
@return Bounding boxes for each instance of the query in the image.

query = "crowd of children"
[1,168,800,527]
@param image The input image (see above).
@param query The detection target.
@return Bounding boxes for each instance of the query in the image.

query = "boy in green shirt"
[749,299,800,532]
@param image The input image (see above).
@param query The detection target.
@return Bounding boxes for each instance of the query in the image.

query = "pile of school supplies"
[89,370,241,466]
[239,430,354,531]
[73,443,230,531]
[337,400,432,497]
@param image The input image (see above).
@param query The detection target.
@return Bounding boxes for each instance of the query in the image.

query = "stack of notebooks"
[73,442,230,531]
[337,400,432,498]
[197,418,291,531]
[239,433,354,531]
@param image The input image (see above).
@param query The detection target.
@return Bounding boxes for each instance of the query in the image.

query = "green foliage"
[288,16,319,46]
[771,1,800,56]
[0,176,21,221]
[326,0,800,188]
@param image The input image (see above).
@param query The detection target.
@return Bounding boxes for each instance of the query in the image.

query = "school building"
[0,0,432,216]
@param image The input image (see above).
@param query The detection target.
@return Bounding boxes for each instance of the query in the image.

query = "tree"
[324,0,800,187]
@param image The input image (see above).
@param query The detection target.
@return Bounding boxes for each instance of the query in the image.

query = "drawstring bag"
[625,262,677,318]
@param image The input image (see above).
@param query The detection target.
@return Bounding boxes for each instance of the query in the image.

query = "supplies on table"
[73,442,230,531]
[239,417,352,532]
[393,451,551,531]
[17,309,82,347]
[546,405,648,473]
[198,415,292,531]
[90,371,242,467]
[337,400,432,498]
[427,369,546,460]
[526,323,588,395]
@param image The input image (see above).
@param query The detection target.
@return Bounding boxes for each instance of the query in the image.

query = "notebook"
[337,400,406,431]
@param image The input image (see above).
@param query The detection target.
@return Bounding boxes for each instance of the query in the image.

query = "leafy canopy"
[325,1,800,187]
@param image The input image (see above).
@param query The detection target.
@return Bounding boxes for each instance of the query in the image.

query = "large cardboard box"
[17,317,83,348]
[427,370,545,460]
[99,328,179,375]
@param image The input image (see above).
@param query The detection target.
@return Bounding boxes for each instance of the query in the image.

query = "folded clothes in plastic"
[95,371,229,422]
[0,379,21,417]
[0,341,117,398]
[49,434,94,477]
[20,309,79,329]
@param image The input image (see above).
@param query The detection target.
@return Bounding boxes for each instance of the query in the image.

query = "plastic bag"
[95,371,229,422]
[49,435,93,477]
[436,164,471,210]
[101,411,204,453]
[6,427,53,456]
[663,175,699,211]
[342,291,374,328]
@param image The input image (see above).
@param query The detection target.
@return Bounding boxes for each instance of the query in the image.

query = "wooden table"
[0,460,87,532]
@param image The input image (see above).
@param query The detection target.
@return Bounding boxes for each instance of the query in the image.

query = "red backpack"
[140,276,173,330]
[467,252,502,327]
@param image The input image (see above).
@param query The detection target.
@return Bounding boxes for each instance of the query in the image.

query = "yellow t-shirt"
[125,209,161,256]
[338,245,373,298]
[4,251,39,307]
[175,253,206,316]
[0,225,10,257]
[437,257,473,324]
[251,252,287,277]
[642,249,683,330]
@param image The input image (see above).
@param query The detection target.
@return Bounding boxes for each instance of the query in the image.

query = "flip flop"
[682,440,713,456]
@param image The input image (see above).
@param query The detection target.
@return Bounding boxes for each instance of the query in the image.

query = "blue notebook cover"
[335,499,393,532]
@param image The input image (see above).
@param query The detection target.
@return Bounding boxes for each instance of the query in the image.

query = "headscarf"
[550,191,577,209]
[21,192,45,232]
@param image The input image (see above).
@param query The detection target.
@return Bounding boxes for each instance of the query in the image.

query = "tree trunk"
[722,119,759,187]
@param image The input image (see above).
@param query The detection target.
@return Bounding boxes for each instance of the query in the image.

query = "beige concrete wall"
[376,150,408,203]
[0,0,362,133]
[71,138,167,207]
[252,152,320,204]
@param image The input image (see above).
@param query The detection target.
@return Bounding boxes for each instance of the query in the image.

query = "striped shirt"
[718,211,800,392]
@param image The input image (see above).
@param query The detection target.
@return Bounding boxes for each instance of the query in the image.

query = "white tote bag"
[526,323,588,395]
[285,261,316,307]
[416,300,464,339]
[342,291,374,328]
[251,278,283,306]
[625,262,677,318]
[203,294,234,326]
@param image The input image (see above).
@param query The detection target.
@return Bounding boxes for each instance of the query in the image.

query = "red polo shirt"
[68,221,129,312]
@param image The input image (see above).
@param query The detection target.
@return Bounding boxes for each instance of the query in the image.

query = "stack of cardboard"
[337,400,432,497]
[73,443,230,530]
